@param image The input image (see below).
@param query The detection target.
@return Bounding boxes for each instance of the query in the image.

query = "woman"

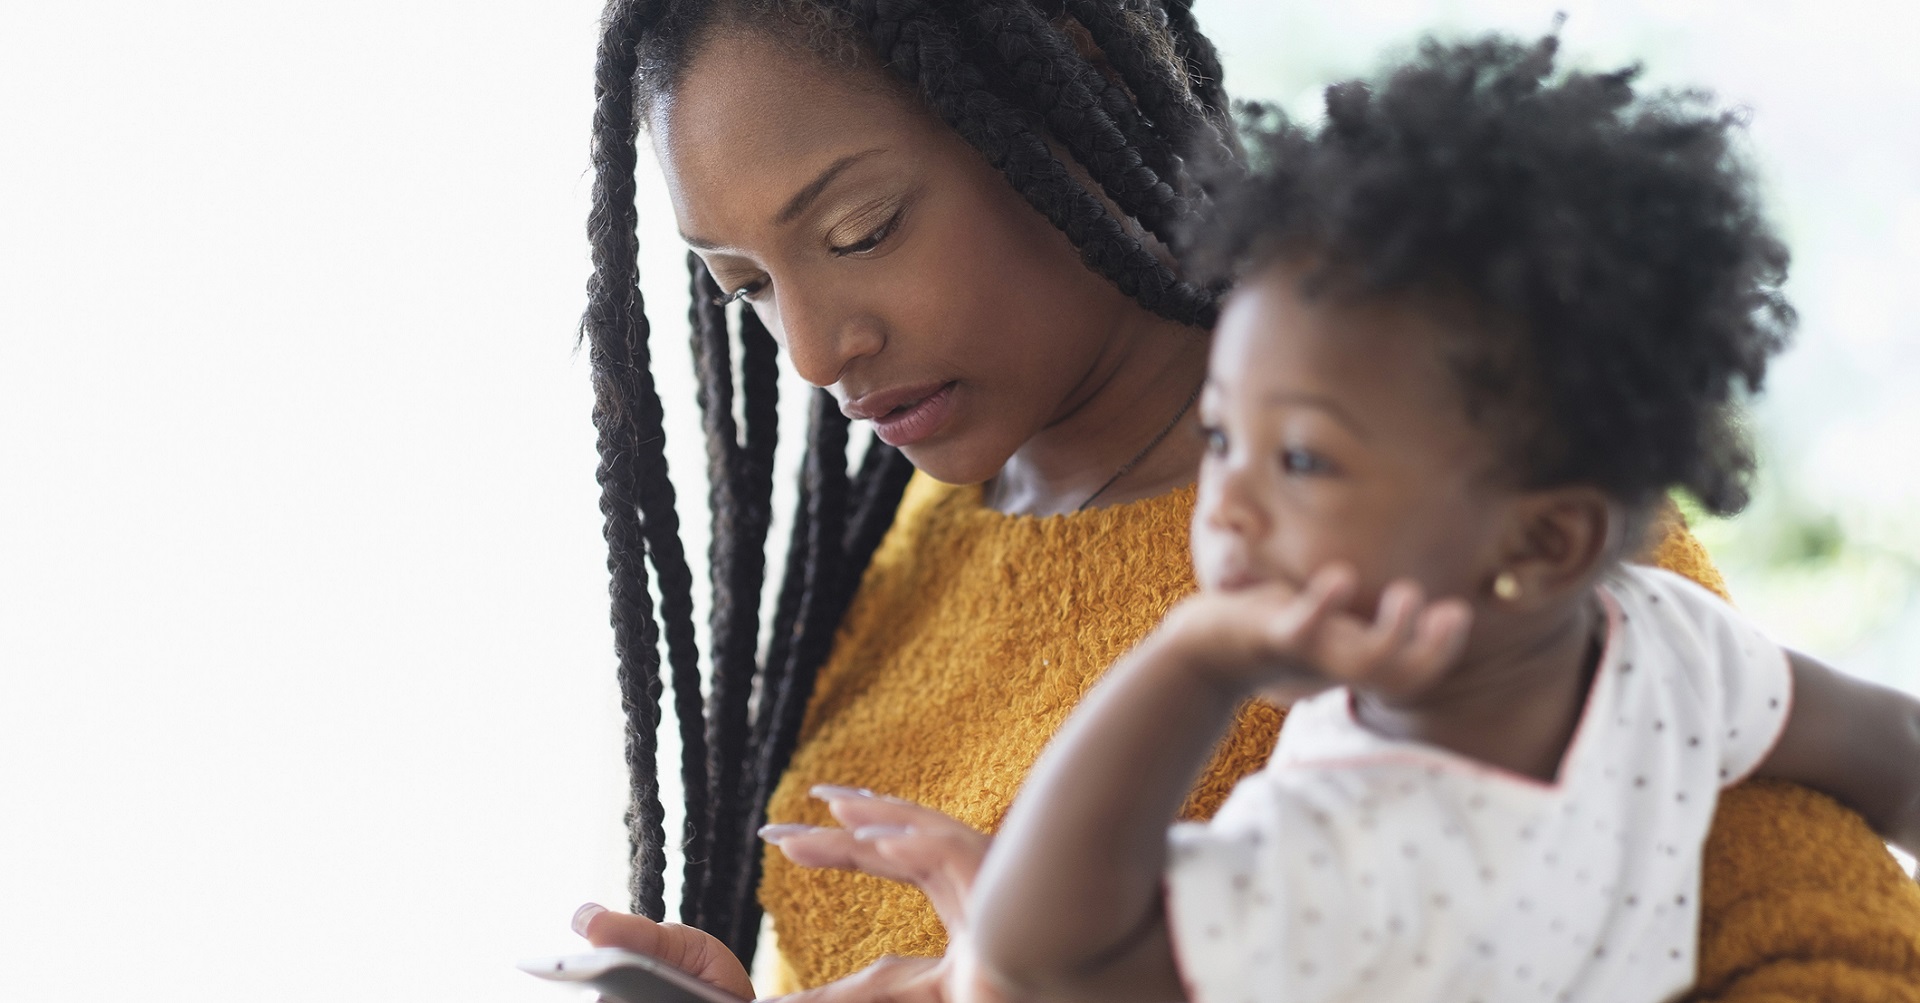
[573,1,1920,998]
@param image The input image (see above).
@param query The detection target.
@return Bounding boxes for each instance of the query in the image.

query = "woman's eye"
[710,277,768,306]
[830,208,903,257]
[1279,447,1333,475]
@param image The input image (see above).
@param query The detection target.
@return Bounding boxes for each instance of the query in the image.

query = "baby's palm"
[1167,565,1473,702]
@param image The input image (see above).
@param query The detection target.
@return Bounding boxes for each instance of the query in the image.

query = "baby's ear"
[1487,486,1618,609]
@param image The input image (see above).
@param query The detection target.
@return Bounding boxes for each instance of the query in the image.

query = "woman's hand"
[761,786,991,938]
[764,789,1005,1003]
[777,951,1009,1003]
[776,954,949,1003]
[571,902,756,1001]
[1159,564,1472,703]
[563,791,991,1003]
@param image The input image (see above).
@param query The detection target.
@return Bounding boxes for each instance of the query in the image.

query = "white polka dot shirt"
[1164,565,1792,1003]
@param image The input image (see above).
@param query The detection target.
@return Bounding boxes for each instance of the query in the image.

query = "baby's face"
[1192,261,1514,614]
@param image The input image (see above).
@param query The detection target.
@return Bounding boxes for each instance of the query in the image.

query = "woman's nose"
[760,286,884,389]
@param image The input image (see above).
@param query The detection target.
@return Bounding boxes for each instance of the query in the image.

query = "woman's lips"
[857,381,957,448]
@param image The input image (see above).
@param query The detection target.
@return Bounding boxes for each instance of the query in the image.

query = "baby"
[776,32,1920,1003]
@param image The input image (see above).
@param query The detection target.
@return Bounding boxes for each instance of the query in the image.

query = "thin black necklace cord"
[1076,379,1204,512]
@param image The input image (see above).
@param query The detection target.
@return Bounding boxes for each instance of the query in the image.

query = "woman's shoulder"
[1637,506,1731,601]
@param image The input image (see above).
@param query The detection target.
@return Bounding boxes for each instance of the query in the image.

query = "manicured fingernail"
[571,902,607,937]
[853,825,913,840]
[811,784,877,801]
[758,823,815,844]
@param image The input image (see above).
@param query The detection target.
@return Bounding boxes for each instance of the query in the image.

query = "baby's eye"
[1279,447,1334,475]
[1198,424,1228,456]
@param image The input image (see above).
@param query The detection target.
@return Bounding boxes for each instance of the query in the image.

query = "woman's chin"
[893,440,1009,488]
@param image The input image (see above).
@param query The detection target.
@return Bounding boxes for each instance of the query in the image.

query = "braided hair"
[583,0,1234,961]
[1189,33,1793,519]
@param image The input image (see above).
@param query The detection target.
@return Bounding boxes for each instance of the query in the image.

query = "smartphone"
[518,948,750,1003]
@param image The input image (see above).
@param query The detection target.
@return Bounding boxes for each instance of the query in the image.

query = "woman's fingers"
[769,789,991,935]
[858,826,988,935]
[812,787,973,837]
[574,904,756,1001]
[765,824,915,883]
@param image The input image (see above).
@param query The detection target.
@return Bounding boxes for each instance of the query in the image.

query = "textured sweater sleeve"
[1689,781,1920,1001]
[1644,519,1920,999]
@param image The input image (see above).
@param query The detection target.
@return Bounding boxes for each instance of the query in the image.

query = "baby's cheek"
[1188,528,1230,590]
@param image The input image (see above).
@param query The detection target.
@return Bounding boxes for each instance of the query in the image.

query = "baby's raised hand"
[1160,564,1473,703]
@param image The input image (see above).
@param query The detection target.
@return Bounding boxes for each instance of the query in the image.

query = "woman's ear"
[1485,486,1618,609]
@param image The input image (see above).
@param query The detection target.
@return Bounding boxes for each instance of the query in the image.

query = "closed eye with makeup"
[652,31,1200,492]
[697,151,921,307]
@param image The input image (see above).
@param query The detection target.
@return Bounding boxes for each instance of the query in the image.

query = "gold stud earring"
[1492,571,1521,601]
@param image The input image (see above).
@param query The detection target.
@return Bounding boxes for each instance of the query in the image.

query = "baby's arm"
[1757,650,1920,855]
[968,569,1469,1003]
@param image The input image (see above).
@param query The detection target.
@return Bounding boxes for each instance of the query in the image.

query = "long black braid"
[582,0,1236,962]
[585,0,671,921]
[967,3,1187,245]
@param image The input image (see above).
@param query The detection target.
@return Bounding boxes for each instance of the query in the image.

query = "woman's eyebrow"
[776,148,886,224]
[681,149,891,250]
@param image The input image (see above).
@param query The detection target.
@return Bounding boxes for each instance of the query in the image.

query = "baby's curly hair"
[1191,32,1795,516]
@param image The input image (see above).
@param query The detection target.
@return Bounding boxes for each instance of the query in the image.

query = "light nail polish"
[810,784,877,800]
[571,902,607,937]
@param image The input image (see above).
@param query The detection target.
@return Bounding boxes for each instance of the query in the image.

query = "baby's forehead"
[1214,264,1481,401]
[1210,265,1507,463]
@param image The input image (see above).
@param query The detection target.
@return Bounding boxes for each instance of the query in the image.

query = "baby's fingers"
[1320,581,1469,695]
[1339,579,1425,677]
[1378,597,1473,696]
[1266,564,1357,647]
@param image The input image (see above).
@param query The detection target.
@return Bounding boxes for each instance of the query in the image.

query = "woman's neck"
[985,315,1211,517]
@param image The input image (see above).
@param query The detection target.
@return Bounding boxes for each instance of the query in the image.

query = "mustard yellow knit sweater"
[759,474,1920,998]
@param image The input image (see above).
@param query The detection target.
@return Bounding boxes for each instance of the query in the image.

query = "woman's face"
[651,29,1144,486]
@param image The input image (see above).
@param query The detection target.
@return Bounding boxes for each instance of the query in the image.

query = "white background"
[1,2,1914,1001]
